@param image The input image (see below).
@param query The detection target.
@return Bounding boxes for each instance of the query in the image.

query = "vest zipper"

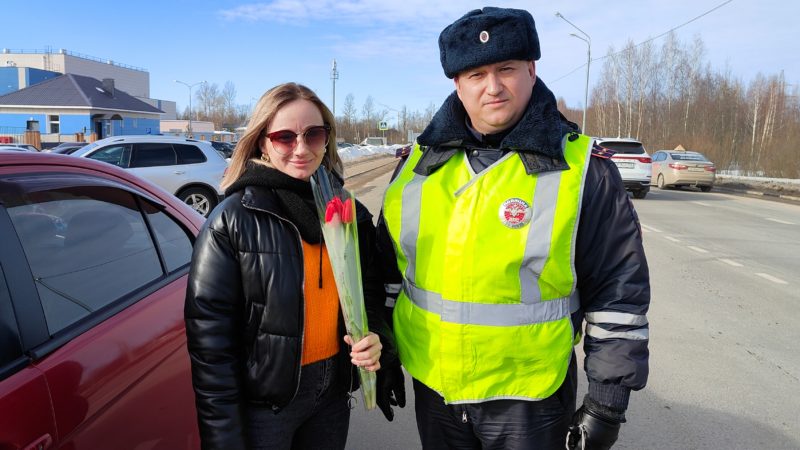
[462,409,468,424]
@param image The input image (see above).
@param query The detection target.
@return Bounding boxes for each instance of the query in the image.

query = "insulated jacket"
[377,77,649,411]
[186,183,395,449]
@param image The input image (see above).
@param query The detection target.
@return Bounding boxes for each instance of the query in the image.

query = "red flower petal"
[341,198,354,223]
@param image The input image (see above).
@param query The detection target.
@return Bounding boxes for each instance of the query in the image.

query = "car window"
[141,200,194,272]
[174,144,207,165]
[600,141,645,154]
[670,152,707,161]
[130,143,177,168]
[7,187,163,335]
[0,267,22,368]
[88,144,131,168]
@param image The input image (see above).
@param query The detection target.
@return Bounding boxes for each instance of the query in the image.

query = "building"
[0,74,163,143]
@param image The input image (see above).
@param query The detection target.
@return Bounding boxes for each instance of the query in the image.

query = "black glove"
[376,365,406,421]
[567,396,625,450]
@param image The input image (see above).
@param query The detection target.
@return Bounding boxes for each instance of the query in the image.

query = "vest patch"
[499,198,532,228]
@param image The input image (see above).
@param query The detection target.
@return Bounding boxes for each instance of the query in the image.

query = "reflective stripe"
[586,311,648,326]
[585,323,649,340]
[404,280,578,326]
[520,170,561,304]
[400,173,425,284]
[384,283,401,294]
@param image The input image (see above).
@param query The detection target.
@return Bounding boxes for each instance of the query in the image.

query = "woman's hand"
[344,332,382,372]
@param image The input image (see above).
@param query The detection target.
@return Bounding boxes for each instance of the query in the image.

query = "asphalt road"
[345,162,800,449]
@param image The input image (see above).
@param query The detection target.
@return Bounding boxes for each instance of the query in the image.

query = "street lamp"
[174,79,205,137]
[555,12,591,133]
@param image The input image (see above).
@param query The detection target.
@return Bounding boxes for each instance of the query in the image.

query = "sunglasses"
[265,125,331,154]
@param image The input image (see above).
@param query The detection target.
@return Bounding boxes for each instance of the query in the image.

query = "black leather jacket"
[185,185,394,449]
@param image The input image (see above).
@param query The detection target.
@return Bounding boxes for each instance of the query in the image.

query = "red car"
[0,151,204,449]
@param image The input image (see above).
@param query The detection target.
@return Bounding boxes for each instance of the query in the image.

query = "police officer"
[375,7,650,449]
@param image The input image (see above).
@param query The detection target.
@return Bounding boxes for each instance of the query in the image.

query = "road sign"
[378,121,388,131]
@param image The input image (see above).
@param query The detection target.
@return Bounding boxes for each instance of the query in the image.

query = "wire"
[550,0,733,84]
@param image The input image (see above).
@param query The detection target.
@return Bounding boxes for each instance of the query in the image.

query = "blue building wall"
[61,115,92,134]
[0,68,19,96]
[26,68,60,87]
[0,113,46,129]
[113,117,160,135]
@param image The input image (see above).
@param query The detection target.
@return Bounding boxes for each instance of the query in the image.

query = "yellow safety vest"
[382,134,592,403]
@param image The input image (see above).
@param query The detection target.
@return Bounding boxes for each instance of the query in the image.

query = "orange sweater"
[300,241,341,365]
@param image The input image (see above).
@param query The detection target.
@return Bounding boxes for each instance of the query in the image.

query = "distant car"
[651,149,716,191]
[595,137,652,199]
[209,141,235,159]
[0,151,203,449]
[45,142,89,155]
[0,144,38,152]
[395,144,412,158]
[72,135,228,216]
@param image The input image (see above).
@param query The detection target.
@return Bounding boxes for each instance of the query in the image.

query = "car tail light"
[669,163,688,170]
[636,156,652,163]
[704,166,716,172]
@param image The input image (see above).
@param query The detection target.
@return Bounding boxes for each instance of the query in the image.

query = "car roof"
[595,137,642,144]
[0,151,206,227]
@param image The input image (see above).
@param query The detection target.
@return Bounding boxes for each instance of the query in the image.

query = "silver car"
[651,150,716,191]
[72,135,227,216]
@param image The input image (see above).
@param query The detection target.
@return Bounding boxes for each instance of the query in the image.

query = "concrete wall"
[1,51,149,98]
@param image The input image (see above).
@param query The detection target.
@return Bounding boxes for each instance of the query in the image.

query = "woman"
[185,82,394,450]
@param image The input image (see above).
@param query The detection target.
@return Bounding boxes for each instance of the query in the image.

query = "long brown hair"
[221,82,343,190]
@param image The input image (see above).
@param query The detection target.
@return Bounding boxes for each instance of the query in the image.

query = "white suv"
[594,137,652,199]
[72,135,227,216]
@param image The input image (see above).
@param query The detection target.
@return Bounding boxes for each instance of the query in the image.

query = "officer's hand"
[376,365,406,421]
[567,397,624,450]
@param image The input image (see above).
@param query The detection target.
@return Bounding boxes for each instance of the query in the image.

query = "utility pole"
[331,59,339,117]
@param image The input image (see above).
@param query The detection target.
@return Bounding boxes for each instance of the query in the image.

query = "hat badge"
[499,198,532,229]
[479,30,490,43]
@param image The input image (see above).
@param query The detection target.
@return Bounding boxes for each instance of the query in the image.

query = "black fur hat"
[439,7,540,79]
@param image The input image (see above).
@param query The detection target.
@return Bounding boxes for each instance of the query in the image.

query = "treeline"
[181,32,798,178]
[559,33,799,178]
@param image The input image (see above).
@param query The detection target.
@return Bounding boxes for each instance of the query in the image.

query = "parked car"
[651,149,716,191]
[0,150,203,449]
[209,141,235,159]
[0,144,38,152]
[595,137,652,199]
[44,142,89,155]
[71,135,228,216]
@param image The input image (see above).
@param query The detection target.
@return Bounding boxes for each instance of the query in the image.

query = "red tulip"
[341,198,354,223]
[325,197,344,223]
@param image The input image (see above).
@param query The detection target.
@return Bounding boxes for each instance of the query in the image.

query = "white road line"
[719,258,743,267]
[664,236,681,243]
[765,218,795,225]
[755,273,789,285]
[692,201,711,207]
[641,224,662,233]
[687,246,708,253]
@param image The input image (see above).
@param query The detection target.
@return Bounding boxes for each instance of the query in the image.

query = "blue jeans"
[246,357,351,450]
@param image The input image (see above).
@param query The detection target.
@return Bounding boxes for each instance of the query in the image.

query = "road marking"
[755,273,788,285]
[692,201,711,207]
[641,224,662,233]
[765,218,795,225]
[664,236,681,243]
[687,246,708,253]
[719,258,743,267]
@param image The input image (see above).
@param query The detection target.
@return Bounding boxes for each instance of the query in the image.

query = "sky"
[3,0,798,129]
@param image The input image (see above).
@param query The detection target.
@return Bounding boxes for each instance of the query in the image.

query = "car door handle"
[173,170,186,175]
[24,434,53,450]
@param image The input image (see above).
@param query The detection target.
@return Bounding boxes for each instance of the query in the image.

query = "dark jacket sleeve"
[184,212,247,450]
[575,156,651,411]
[355,200,399,367]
